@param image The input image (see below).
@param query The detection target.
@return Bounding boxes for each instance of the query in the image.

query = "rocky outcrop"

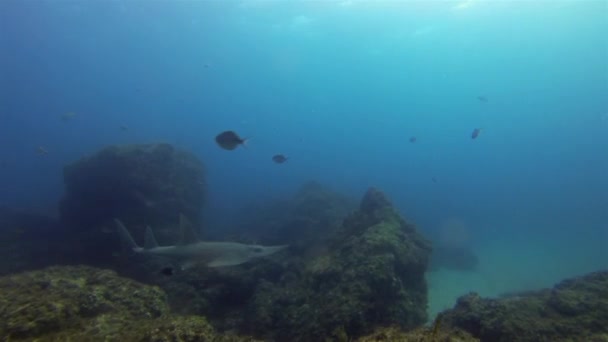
[58,143,205,266]
[243,187,432,341]
[440,270,608,341]
[0,265,256,341]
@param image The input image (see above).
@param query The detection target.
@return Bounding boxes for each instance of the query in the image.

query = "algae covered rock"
[356,325,479,342]
[440,270,608,342]
[0,265,257,341]
[245,187,432,341]
[57,143,205,266]
[0,265,167,340]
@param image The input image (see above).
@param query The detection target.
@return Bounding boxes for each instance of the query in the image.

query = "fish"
[272,154,288,164]
[409,136,417,143]
[120,125,129,131]
[432,176,437,183]
[131,190,155,208]
[60,112,77,121]
[36,146,48,156]
[215,131,248,150]
[477,95,488,103]
[471,128,482,139]
[114,217,288,269]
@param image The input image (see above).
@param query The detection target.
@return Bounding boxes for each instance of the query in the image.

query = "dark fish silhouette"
[432,176,437,183]
[409,136,417,143]
[471,128,482,139]
[477,95,488,102]
[160,267,174,276]
[215,131,247,150]
[272,154,288,164]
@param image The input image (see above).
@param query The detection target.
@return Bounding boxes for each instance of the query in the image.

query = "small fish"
[12,227,26,235]
[215,131,248,150]
[471,128,483,139]
[120,125,129,131]
[477,95,488,103]
[409,136,417,143]
[432,176,437,183]
[60,112,77,121]
[272,154,288,164]
[131,190,155,208]
[160,267,174,276]
[36,146,48,156]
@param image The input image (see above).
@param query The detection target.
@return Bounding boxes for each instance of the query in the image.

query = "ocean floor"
[427,225,608,320]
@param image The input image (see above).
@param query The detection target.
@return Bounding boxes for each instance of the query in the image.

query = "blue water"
[1,0,607,313]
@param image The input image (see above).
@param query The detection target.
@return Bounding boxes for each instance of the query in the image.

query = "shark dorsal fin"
[178,213,200,245]
[144,226,159,250]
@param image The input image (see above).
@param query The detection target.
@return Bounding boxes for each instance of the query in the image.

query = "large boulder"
[244,187,432,341]
[58,143,205,265]
[439,270,608,341]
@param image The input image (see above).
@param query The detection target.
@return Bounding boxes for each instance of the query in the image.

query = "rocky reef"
[0,265,256,341]
[58,143,206,266]
[240,187,432,341]
[439,270,608,341]
[123,186,431,341]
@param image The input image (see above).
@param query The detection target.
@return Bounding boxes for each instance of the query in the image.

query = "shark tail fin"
[144,226,159,250]
[114,218,143,253]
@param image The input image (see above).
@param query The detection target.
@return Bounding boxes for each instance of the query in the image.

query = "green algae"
[0,265,256,341]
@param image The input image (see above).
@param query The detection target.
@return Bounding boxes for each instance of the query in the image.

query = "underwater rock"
[0,265,256,341]
[244,187,432,341]
[58,143,205,265]
[439,270,608,341]
[225,181,356,254]
[356,325,479,342]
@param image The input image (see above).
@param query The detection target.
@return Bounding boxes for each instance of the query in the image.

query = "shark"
[114,215,288,269]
